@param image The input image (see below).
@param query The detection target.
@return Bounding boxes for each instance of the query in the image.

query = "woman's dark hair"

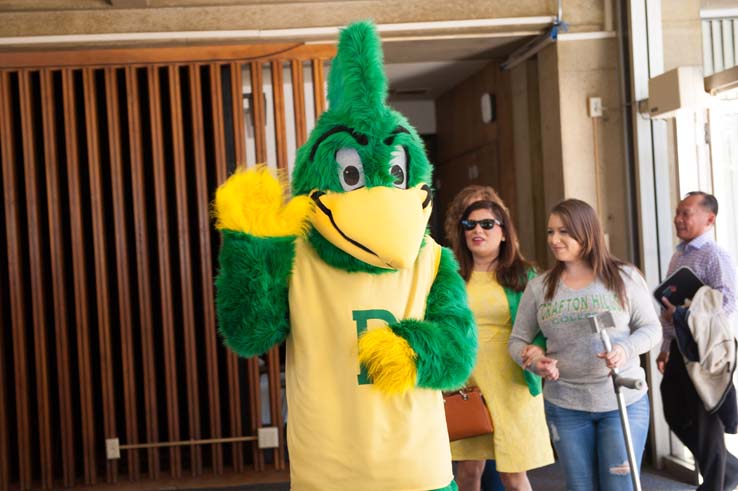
[449,197,533,291]
[543,199,629,306]
[443,184,501,249]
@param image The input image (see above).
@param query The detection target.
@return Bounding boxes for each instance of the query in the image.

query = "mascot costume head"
[214,20,477,491]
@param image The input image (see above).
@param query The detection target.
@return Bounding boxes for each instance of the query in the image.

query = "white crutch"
[589,311,644,491]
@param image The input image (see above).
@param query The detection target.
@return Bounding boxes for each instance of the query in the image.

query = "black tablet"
[653,266,704,306]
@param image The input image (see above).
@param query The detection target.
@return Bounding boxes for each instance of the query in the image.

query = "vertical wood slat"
[210,63,244,472]
[229,62,246,165]
[125,66,160,479]
[250,62,267,164]
[104,66,140,481]
[270,61,287,172]
[40,69,75,488]
[247,358,263,472]
[290,60,307,147]
[18,70,54,490]
[147,65,182,478]
[210,64,227,176]
[244,62,264,473]
[0,307,6,491]
[267,60,287,468]
[312,59,326,118]
[267,348,285,470]
[168,65,203,476]
[190,64,224,475]
[0,86,6,488]
[0,85,6,491]
[0,259,6,491]
[1,71,33,491]
[82,67,118,484]
[62,68,97,485]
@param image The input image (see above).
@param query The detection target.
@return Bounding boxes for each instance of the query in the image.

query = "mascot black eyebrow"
[214,20,477,491]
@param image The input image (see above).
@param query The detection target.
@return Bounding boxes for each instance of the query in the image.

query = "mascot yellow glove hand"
[358,327,417,395]
[214,165,312,237]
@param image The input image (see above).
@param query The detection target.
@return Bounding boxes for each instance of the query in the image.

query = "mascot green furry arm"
[214,20,476,491]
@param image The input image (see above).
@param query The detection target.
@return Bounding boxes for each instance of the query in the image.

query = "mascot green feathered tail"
[214,20,477,491]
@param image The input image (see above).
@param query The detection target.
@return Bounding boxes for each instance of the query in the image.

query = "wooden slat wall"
[219,63,246,474]
[0,274,7,491]
[234,61,266,474]
[19,70,55,490]
[148,65,183,479]
[269,61,288,471]
[190,64,224,475]
[247,356,264,472]
[169,64,204,477]
[62,68,98,486]
[251,62,267,163]
[209,62,246,474]
[271,61,288,172]
[105,67,140,482]
[230,62,247,164]
[0,307,7,491]
[312,59,326,118]
[83,67,119,484]
[1,71,32,491]
[291,61,308,147]
[0,75,9,491]
[40,69,76,489]
[125,65,161,480]
[0,46,333,490]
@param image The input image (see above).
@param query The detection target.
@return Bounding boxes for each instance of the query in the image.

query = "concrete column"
[533,36,629,261]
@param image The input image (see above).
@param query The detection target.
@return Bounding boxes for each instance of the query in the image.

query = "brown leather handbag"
[443,386,494,441]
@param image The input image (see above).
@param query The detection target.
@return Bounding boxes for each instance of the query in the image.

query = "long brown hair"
[543,199,628,305]
[448,195,533,291]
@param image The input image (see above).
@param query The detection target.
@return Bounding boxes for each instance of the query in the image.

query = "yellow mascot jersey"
[286,236,453,491]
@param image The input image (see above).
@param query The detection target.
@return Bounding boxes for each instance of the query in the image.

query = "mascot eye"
[336,147,366,191]
[389,145,407,189]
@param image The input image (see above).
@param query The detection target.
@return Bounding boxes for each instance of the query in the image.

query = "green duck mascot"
[214,20,477,491]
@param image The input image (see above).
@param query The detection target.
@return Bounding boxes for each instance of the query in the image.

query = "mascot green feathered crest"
[292,20,433,271]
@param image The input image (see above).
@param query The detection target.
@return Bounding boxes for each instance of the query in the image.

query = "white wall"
[388,99,437,135]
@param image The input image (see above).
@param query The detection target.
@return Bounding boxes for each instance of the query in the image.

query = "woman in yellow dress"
[445,188,554,491]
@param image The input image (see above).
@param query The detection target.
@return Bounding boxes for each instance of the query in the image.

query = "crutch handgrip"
[613,375,645,390]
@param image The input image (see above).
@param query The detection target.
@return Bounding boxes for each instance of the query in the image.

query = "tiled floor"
[528,461,695,491]
[195,462,696,491]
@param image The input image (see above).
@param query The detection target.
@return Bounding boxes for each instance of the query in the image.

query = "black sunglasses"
[460,218,502,231]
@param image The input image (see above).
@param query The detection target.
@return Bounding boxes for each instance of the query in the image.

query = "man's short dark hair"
[686,191,719,215]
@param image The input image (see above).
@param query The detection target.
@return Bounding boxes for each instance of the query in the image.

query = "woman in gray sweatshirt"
[508,199,661,491]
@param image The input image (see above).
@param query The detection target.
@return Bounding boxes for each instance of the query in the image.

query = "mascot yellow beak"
[310,184,432,270]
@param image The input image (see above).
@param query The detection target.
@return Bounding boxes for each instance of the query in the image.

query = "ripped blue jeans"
[544,395,650,491]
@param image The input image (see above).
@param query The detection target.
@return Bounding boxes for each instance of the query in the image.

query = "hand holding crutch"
[589,311,644,491]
